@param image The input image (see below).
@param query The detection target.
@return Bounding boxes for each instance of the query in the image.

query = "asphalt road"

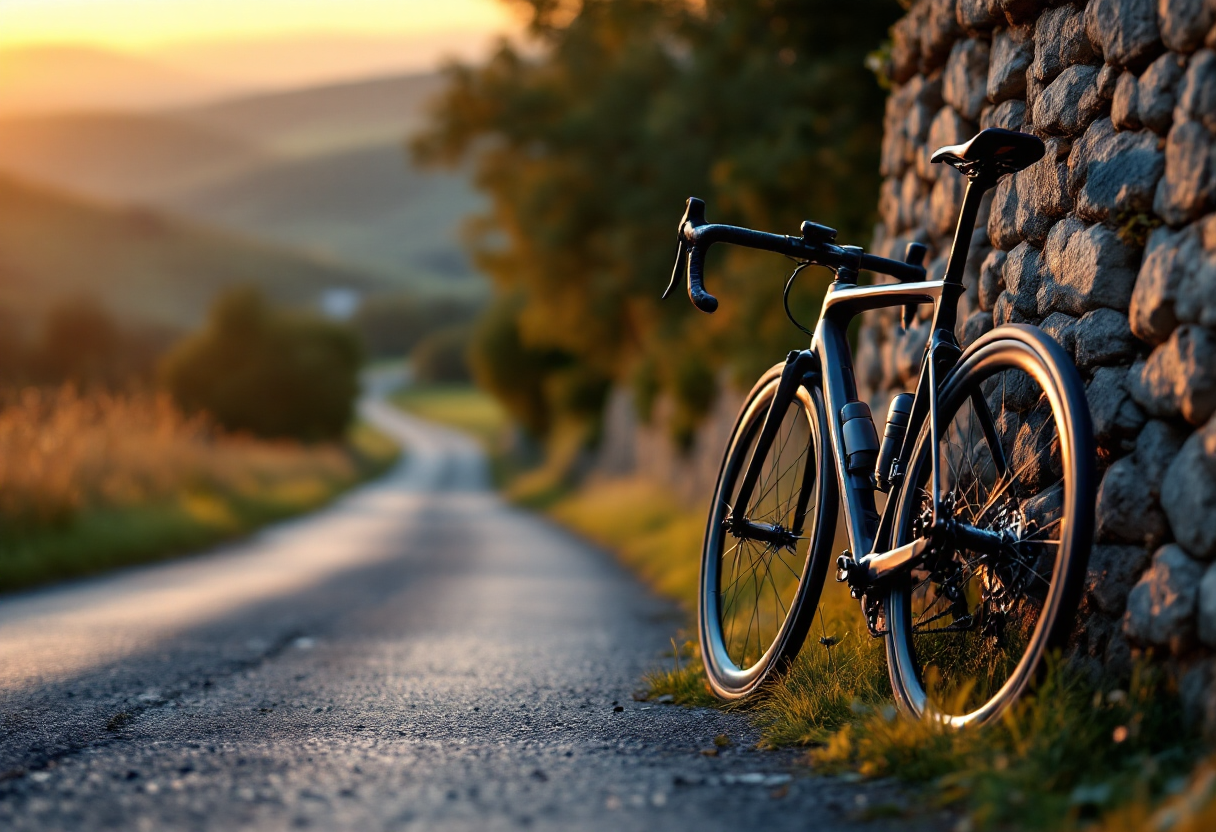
[0,397,925,831]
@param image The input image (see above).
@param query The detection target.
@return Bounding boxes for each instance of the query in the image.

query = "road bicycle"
[663,128,1095,725]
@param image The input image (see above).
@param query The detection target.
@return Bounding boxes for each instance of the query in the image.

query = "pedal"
[835,551,854,583]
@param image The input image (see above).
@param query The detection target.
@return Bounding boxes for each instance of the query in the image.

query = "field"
[0,386,398,593]
[389,383,509,448]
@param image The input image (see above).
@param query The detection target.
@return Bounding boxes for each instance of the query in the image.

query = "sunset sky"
[0,0,515,50]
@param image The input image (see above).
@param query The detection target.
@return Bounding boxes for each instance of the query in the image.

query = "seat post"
[943,173,996,287]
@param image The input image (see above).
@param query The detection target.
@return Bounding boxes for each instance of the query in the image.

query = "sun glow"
[0,0,515,51]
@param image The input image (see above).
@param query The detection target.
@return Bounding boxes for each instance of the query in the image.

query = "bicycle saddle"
[930,128,1044,178]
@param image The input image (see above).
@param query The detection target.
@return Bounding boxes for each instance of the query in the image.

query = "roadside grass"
[542,475,1211,830]
[390,383,508,448]
[0,388,399,593]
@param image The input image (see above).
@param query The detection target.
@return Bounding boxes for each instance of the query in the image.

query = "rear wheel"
[699,365,837,700]
[885,325,1095,725]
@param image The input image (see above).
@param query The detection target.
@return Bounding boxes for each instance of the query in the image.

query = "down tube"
[812,318,879,557]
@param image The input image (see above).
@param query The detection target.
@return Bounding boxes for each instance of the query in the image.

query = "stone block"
[1016,137,1074,231]
[1112,70,1142,129]
[988,25,1034,102]
[929,173,967,236]
[1074,307,1139,369]
[898,168,928,232]
[993,290,1027,325]
[895,319,932,382]
[978,249,1007,311]
[1175,251,1216,329]
[1033,64,1108,135]
[1070,119,1165,221]
[1087,365,1148,449]
[1201,562,1216,646]
[1153,120,1216,226]
[983,98,1028,130]
[1134,417,1190,489]
[1130,221,1203,343]
[988,173,1022,249]
[957,0,1003,29]
[923,0,965,72]
[891,5,926,84]
[1137,51,1188,133]
[922,105,975,181]
[1032,3,1096,82]
[1086,0,1165,69]
[1162,415,1216,558]
[944,38,992,120]
[1123,543,1205,651]
[1004,240,1043,315]
[1128,323,1216,424]
[1158,0,1216,53]
[1097,454,1170,546]
[1041,310,1079,356]
[1088,544,1154,614]
[961,308,994,346]
[880,177,901,234]
[1000,0,1051,26]
[1041,216,1138,315]
[1175,48,1216,130]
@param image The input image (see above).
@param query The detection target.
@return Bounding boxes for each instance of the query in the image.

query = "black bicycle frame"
[728,172,998,587]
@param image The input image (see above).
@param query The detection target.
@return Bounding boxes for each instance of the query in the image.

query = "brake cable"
[782,261,814,337]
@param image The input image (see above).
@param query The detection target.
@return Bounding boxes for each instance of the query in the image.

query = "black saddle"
[930,128,1045,179]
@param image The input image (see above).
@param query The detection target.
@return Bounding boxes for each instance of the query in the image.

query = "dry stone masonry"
[864,0,1216,728]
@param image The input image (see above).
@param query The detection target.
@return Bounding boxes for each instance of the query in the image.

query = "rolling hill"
[0,46,236,117]
[173,72,449,155]
[0,173,386,330]
[0,112,268,201]
[162,140,481,292]
[0,72,483,294]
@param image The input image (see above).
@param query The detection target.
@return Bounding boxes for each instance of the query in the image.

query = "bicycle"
[663,128,1096,726]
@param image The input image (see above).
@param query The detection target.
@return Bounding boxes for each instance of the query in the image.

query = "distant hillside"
[0,112,268,200]
[0,173,385,330]
[175,72,448,155]
[0,71,484,295]
[0,46,236,117]
[164,141,482,292]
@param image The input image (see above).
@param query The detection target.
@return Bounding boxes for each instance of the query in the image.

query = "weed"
[0,386,398,592]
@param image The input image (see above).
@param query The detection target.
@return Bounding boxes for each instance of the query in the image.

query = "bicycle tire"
[699,364,838,700]
[884,324,1095,725]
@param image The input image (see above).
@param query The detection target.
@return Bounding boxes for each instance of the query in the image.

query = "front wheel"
[885,325,1095,726]
[699,364,838,700]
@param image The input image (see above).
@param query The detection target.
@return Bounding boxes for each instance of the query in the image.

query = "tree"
[413,0,899,439]
[160,289,361,441]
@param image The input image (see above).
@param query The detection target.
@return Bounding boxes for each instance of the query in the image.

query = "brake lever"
[662,238,687,300]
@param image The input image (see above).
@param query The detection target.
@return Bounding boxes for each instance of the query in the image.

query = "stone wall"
[861,0,1216,721]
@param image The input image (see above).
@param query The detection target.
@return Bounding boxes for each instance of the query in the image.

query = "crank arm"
[858,536,931,583]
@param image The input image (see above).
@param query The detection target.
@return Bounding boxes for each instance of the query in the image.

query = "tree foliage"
[160,289,361,441]
[413,0,898,437]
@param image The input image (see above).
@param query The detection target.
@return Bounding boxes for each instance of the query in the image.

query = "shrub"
[411,325,473,383]
[160,289,361,441]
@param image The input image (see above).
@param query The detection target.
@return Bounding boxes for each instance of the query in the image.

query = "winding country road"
[0,396,922,831]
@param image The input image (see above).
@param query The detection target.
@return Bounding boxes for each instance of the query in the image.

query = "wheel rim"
[702,381,823,695]
[888,340,1079,725]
